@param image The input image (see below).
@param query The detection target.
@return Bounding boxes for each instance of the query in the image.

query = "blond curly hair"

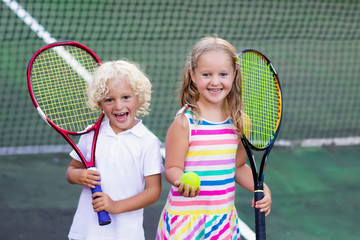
[87,60,152,116]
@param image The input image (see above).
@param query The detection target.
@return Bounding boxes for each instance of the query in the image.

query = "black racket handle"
[255,186,266,240]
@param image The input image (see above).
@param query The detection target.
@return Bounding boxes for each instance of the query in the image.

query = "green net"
[1,0,360,153]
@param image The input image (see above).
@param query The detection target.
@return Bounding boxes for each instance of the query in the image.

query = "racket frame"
[27,41,111,225]
[27,41,103,168]
[238,49,283,240]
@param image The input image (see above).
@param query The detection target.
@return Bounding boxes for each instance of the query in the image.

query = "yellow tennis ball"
[180,172,200,191]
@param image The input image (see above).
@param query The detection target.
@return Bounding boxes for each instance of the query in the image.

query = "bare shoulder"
[165,113,189,164]
[168,113,189,136]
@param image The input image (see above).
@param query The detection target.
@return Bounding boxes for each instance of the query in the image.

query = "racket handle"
[254,185,266,240]
[87,167,111,225]
[91,184,112,226]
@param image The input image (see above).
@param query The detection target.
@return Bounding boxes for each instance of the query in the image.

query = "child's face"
[98,78,139,134]
[190,50,235,107]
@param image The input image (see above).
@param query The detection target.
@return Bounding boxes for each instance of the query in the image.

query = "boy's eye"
[123,95,130,100]
[104,98,113,103]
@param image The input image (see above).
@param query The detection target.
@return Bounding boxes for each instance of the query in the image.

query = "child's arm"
[234,143,272,216]
[164,114,199,197]
[66,159,101,189]
[91,173,162,214]
[164,115,188,184]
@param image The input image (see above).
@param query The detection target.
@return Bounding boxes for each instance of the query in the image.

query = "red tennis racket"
[27,41,111,226]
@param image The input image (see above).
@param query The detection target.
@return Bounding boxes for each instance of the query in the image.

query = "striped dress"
[156,110,241,240]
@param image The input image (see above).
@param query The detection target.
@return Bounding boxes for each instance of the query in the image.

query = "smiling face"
[190,50,235,109]
[98,78,139,134]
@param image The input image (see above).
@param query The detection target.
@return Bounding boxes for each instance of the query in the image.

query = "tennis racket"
[238,49,283,240]
[27,41,111,226]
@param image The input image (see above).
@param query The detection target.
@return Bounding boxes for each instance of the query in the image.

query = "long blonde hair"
[179,36,243,137]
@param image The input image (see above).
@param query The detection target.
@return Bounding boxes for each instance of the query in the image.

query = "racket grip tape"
[91,184,112,226]
[254,186,266,240]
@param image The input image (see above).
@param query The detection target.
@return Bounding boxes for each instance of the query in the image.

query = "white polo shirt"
[68,120,164,240]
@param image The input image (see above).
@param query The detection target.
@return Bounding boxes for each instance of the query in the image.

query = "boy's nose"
[115,100,124,110]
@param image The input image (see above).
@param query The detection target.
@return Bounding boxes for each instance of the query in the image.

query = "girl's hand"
[175,180,201,198]
[92,192,115,214]
[252,185,272,216]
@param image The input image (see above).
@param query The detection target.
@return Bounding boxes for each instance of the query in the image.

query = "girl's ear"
[189,69,195,83]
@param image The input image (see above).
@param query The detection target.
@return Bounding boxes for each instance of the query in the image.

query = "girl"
[66,60,164,240]
[156,36,272,239]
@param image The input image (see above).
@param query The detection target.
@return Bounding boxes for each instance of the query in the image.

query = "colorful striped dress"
[156,110,241,240]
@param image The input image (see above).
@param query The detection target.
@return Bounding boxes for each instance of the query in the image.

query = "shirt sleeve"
[69,133,92,162]
[143,135,164,177]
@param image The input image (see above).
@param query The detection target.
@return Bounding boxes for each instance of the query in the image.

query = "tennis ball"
[180,172,200,191]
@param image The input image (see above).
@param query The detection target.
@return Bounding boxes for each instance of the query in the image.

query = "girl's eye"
[202,73,210,77]
[104,98,113,103]
[123,95,130,100]
[220,73,228,77]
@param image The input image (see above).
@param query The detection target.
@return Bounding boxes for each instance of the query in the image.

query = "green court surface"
[0,146,359,239]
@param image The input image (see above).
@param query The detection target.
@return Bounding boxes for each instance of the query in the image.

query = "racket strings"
[239,53,281,148]
[30,45,101,133]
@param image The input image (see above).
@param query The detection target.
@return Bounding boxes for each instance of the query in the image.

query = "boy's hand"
[92,192,114,213]
[67,160,101,188]
[77,169,101,188]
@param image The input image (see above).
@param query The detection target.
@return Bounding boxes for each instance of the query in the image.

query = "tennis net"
[1,0,360,154]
